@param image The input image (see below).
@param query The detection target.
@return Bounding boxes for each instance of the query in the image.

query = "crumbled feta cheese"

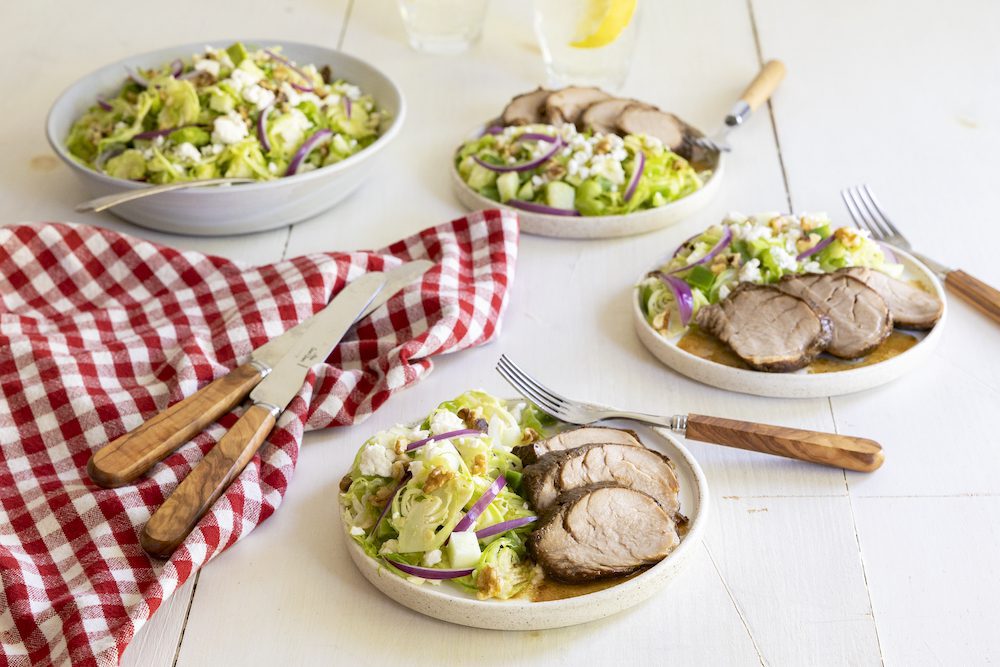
[194,59,220,77]
[422,549,442,566]
[358,443,394,477]
[211,111,249,145]
[175,142,202,163]
[227,64,263,94]
[429,409,466,435]
[349,526,365,536]
[419,439,463,472]
[268,162,278,174]
[739,258,762,283]
[341,84,361,100]
[243,83,275,111]
[718,284,732,300]
[273,108,312,147]
[590,156,625,185]
[153,135,165,148]
[802,260,823,274]
[509,402,527,422]
[769,246,799,272]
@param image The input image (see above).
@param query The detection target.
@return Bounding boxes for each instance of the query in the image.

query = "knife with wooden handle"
[140,270,388,558]
[87,261,432,488]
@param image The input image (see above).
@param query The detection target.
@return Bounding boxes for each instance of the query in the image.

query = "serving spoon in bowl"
[75,177,256,213]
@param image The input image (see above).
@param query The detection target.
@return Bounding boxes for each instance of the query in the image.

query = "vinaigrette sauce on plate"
[677,328,918,373]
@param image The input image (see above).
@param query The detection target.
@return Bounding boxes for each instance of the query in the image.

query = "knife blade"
[139,272,387,558]
[87,261,432,488]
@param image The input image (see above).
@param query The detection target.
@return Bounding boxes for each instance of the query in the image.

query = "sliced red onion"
[265,49,313,91]
[481,125,504,136]
[668,227,733,274]
[97,97,112,112]
[126,66,148,87]
[877,241,898,263]
[452,475,507,533]
[256,104,272,153]
[507,199,581,217]
[405,429,482,453]
[385,559,474,580]
[95,146,124,168]
[624,149,645,202]
[473,138,562,173]
[795,234,835,261]
[286,129,332,175]
[475,516,537,540]
[343,96,352,120]
[671,232,700,258]
[368,472,411,538]
[653,271,695,326]
[514,133,558,144]
[133,128,176,141]
[170,58,183,77]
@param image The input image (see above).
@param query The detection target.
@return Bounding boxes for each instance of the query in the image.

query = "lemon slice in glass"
[570,0,638,49]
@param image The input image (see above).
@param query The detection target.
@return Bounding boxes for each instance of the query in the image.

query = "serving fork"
[496,355,883,473]
[841,184,1000,324]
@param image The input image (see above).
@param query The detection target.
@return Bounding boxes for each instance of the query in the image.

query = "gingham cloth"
[0,209,518,667]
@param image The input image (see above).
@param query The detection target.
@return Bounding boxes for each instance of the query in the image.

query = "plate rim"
[631,244,948,398]
[339,417,709,626]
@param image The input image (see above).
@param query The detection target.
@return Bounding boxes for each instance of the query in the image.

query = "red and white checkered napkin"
[0,209,518,667]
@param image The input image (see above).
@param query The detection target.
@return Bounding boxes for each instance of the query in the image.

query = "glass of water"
[397,0,490,54]
[533,0,641,90]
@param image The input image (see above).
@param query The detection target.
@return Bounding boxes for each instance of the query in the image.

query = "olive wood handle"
[945,269,1000,325]
[740,60,786,111]
[685,414,884,472]
[87,363,264,488]
[141,403,277,558]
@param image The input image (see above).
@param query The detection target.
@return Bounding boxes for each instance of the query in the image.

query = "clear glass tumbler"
[397,0,490,54]
[533,0,641,90]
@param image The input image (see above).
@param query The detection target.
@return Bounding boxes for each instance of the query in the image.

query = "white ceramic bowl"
[451,132,725,240]
[46,40,405,236]
[342,420,709,630]
[632,247,947,398]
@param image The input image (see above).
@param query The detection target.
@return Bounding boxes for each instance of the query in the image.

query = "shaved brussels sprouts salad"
[66,42,385,183]
[455,124,707,217]
[340,391,553,600]
[639,212,903,337]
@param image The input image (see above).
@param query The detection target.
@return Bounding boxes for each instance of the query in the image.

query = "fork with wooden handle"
[497,354,883,472]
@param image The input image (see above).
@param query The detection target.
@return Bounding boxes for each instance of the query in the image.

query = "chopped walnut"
[476,564,502,599]
[521,428,540,444]
[390,460,406,481]
[320,64,333,84]
[834,226,864,250]
[393,438,407,456]
[543,161,567,181]
[422,467,454,494]
[471,454,487,476]
[594,136,613,154]
[339,474,353,493]
[796,233,821,254]
[768,216,788,233]
[457,406,484,429]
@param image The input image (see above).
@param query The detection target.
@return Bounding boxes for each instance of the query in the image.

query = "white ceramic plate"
[341,418,709,630]
[46,40,405,236]
[450,130,725,240]
[632,247,947,398]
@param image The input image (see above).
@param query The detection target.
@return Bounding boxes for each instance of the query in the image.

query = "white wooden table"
[4,0,1000,664]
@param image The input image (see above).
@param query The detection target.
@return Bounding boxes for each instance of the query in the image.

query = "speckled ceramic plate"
[340,418,709,630]
[450,127,725,240]
[632,246,947,398]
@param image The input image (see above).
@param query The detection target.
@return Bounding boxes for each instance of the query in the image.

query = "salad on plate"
[65,42,385,183]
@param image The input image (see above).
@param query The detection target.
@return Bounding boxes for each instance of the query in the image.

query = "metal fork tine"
[852,187,891,241]
[497,355,568,407]
[860,185,904,240]
[846,187,886,240]
[495,359,564,417]
[840,188,866,231]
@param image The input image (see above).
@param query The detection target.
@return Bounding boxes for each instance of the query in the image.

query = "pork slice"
[500,87,552,126]
[528,484,679,582]
[615,105,688,153]
[842,267,943,330]
[777,273,892,358]
[694,284,833,372]
[543,87,613,125]
[513,426,642,466]
[579,98,653,135]
[522,443,680,516]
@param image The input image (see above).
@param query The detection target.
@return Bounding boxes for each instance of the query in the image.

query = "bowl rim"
[631,243,948,390]
[45,38,406,195]
[339,418,710,613]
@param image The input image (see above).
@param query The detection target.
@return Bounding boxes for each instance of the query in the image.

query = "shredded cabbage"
[66,42,385,183]
[340,391,548,600]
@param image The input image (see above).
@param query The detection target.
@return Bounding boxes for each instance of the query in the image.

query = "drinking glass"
[396,0,490,54]
[533,0,641,90]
